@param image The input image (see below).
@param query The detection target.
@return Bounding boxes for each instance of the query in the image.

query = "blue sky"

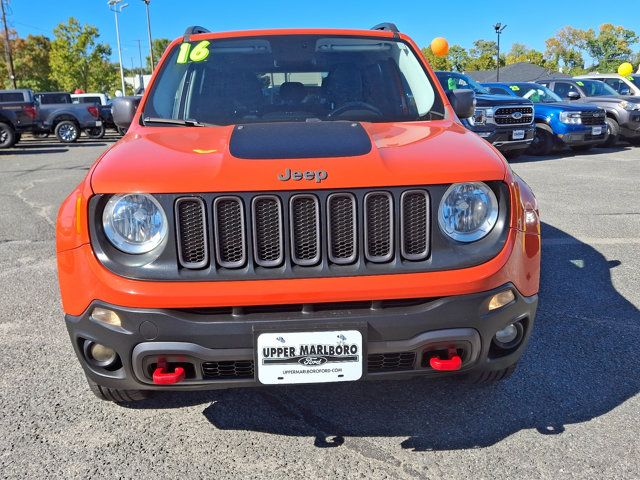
[7,0,640,67]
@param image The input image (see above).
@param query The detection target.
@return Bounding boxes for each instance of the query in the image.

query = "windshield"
[509,83,562,103]
[436,71,489,95]
[576,79,619,96]
[143,35,444,125]
[629,75,640,88]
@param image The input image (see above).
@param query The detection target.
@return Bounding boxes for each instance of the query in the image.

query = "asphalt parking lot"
[0,135,638,479]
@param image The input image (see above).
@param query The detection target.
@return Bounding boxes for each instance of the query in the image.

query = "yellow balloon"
[430,37,449,58]
[618,62,633,77]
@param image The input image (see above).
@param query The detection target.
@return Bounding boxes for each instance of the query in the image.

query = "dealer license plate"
[512,129,525,140]
[95,121,103,127]
[592,126,602,136]
[256,330,363,385]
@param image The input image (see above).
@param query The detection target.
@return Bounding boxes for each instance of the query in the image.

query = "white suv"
[575,73,640,97]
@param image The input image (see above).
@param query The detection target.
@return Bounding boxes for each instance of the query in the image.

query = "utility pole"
[142,0,154,70]
[108,0,128,95]
[1,0,16,88]
[136,39,144,91]
[494,22,507,82]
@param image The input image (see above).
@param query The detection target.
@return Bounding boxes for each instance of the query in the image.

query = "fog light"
[86,342,117,367]
[91,308,121,327]
[493,321,524,350]
[488,290,515,311]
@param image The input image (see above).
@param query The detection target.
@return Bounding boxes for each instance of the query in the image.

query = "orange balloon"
[430,37,449,57]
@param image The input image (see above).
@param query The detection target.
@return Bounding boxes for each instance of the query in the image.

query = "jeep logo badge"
[278,168,328,183]
[511,111,523,120]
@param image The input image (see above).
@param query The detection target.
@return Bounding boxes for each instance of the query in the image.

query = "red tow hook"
[152,359,185,385]
[429,347,462,371]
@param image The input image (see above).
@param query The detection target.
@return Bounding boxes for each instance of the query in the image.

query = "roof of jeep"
[178,27,406,43]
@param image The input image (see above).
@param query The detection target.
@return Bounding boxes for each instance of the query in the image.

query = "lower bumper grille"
[201,352,417,380]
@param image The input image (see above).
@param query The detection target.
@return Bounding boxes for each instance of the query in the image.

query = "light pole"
[0,0,16,88]
[494,22,507,82]
[142,0,154,71]
[108,0,128,95]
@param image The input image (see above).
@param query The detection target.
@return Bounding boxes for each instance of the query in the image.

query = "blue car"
[482,82,607,156]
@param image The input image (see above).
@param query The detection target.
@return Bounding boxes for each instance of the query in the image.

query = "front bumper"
[67,284,538,391]
[620,112,640,138]
[471,125,536,152]
[557,128,607,146]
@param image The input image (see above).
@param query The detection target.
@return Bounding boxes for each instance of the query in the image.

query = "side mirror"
[567,91,580,100]
[112,96,142,130]
[447,89,476,119]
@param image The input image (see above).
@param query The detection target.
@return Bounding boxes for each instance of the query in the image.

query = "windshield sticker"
[576,81,584,86]
[509,85,520,91]
[447,78,457,90]
[176,40,211,64]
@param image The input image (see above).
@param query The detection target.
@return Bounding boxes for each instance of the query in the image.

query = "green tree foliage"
[50,17,118,93]
[505,42,547,67]
[146,38,171,71]
[13,35,58,91]
[466,40,503,71]
[0,27,18,88]
[583,24,639,71]
[421,44,469,72]
[421,47,450,71]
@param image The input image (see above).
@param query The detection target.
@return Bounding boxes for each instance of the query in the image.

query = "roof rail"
[183,25,210,41]
[370,23,400,34]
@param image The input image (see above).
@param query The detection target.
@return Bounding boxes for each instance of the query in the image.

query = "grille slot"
[252,196,284,267]
[580,111,605,125]
[400,190,430,261]
[364,192,394,263]
[290,194,321,266]
[213,197,246,268]
[175,197,208,269]
[327,193,357,265]
[367,352,416,372]
[202,360,254,379]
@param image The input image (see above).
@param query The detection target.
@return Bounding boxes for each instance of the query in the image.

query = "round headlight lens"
[102,194,167,254]
[438,182,499,242]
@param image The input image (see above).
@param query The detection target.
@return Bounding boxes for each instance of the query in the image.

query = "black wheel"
[570,145,593,153]
[86,376,152,403]
[15,133,21,144]
[54,120,80,143]
[628,137,640,146]
[86,124,106,139]
[33,132,50,139]
[460,364,517,384]
[527,127,554,156]
[0,122,16,148]
[601,117,619,147]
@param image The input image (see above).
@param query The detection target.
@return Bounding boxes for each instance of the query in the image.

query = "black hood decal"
[229,121,372,159]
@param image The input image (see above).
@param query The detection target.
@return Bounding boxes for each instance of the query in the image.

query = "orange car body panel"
[56,28,541,317]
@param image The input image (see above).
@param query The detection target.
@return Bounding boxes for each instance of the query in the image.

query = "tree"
[505,43,546,67]
[466,40,502,71]
[146,38,170,71]
[0,26,18,88]
[50,17,118,93]
[583,24,638,71]
[13,35,58,91]
[421,47,450,71]
[448,45,469,72]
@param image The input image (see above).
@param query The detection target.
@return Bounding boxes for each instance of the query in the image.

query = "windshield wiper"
[143,117,208,127]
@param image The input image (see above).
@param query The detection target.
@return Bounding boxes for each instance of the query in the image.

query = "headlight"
[559,111,582,124]
[472,107,493,125]
[102,194,167,254]
[619,100,640,111]
[438,182,499,242]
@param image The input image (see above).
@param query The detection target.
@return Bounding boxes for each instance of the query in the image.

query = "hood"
[584,95,640,104]
[537,101,601,113]
[474,94,532,107]
[90,120,507,194]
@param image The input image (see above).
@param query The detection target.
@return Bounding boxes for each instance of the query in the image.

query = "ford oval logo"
[511,111,523,120]
[298,356,327,366]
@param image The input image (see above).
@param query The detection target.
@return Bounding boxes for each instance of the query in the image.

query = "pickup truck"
[435,71,535,159]
[537,79,640,146]
[71,93,115,133]
[34,92,104,142]
[483,82,607,155]
[0,89,38,148]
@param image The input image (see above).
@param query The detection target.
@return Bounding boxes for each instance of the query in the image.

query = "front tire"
[527,127,554,156]
[0,122,16,148]
[86,376,152,403]
[601,117,619,147]
[503,149,524,160]
[54,120,80,143]
[86,124,106,139]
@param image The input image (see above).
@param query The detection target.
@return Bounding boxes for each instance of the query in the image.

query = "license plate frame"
[254,325,366,385]
[592,126,602,136]
[512,129,525,140]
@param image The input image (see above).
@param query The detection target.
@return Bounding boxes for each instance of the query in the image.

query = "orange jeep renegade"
[56,23,540,402]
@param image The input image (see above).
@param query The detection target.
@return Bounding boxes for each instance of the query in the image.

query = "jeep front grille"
[494,106,534,125]
[175,197,208,269]
[174,188,433,272]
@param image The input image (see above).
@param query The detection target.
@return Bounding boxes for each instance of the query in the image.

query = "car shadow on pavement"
[513,145,632,163]
[128,222,639,451]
